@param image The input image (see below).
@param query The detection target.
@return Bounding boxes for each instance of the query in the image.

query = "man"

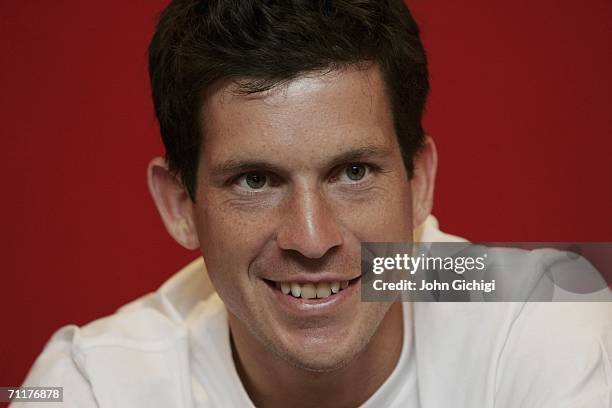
[19,1,611,407]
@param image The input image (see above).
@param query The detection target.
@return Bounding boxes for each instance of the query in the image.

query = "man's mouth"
[264,277,361,300]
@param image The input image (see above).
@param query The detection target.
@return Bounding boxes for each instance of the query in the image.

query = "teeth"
[301,283,316,299]
[278,280,353,299]
[290,282,302,297]
[330,281,340,294]
[316,282,331,298]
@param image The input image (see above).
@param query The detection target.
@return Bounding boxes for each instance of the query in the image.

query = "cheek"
[197,199,271,257]
[336,184,414,242]
[193,202,275,298]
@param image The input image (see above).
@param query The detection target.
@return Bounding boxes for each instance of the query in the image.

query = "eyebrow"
[210,145,393,179]
[327,145,393,168]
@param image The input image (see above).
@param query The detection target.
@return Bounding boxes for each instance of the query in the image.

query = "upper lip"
[262,274,361,284]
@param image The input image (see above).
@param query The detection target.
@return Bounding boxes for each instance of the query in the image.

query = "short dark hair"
[148,0,429,200]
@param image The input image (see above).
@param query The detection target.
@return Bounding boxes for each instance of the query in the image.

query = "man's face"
[192,66,414,371]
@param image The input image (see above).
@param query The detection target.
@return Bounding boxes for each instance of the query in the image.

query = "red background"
[1,0,611,389]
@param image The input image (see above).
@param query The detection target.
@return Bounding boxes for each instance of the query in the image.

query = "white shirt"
[17,217,612,407]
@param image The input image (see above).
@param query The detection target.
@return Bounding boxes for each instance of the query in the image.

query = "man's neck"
[229,302,404,408]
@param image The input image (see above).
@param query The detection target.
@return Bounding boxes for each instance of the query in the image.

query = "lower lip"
[265,278,361,316]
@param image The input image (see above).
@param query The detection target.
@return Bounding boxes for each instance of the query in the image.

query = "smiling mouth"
[264,277,361,300]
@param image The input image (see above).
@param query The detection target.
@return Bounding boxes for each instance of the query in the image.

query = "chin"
[273,329,367,373]
[282,347,357,373]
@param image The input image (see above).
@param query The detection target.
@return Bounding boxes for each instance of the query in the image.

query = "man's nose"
[276,188,343,259]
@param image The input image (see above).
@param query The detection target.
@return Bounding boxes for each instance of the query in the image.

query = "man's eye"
[237,172,268,190]
[342,164,369,182]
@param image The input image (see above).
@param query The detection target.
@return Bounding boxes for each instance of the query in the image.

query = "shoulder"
[21,308,190,407]
[21,258,223,407]
[489,247,612,406]
[495,301,612,407]
[19,325,98,407]
[413,245,612,407]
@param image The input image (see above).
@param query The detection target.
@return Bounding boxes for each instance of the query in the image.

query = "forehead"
[200,65,397,170]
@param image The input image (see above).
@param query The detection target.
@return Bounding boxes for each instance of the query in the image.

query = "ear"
[147,157,200,250]
[411,136,438,229]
